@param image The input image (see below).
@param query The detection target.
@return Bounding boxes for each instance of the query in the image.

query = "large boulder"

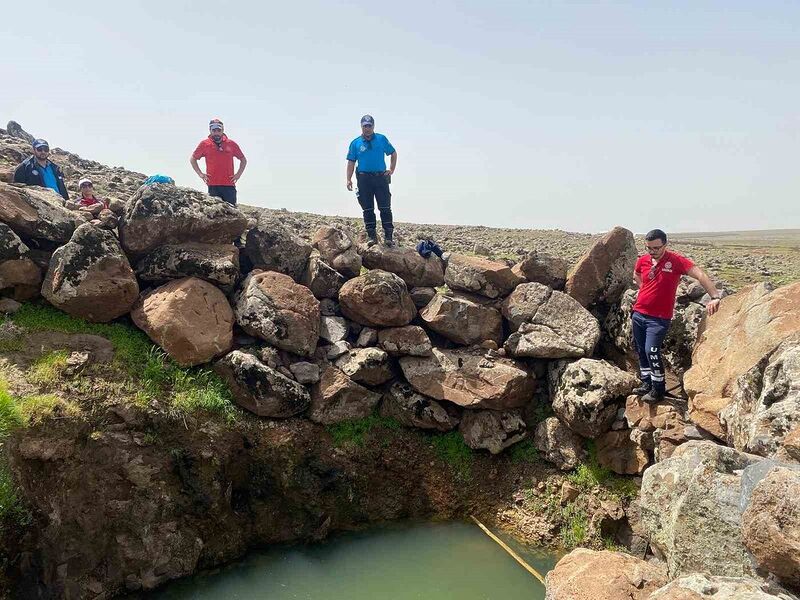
[213,350,310,418]
[741,466,800,589]
[502,283,600,358]
[0,182,77,243]
[311,226,361,279]
[649,574,794,599]
[640,441,763,579]
[545,548,667,600]
[244,212,312,281]
[338,270,416,327]
[596,430,649,475]
[334,347,393,386]
[684,282,800,440]
[0,222,41,298]
[120,183,248,256]
[360,244,444,288]
[134,243,239,291]
[534,417,586,470]
[565,226,637,307]
[444,253,522,299]
[419,293,502,346]
[379,382,459,431]
[234,270,320,357]
[511,250,568,289]
[301,252,345,299]
[378,325,432,357]
[42,224,139,322]
[131,277,233,366]
[309,366,381,425]
[399,348,535,410]
[720,336,800,458]
[459,409,527,454]
[549,359,638,438]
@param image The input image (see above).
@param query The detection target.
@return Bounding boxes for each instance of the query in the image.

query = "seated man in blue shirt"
[346,115,398,247]
[13,139,69,200]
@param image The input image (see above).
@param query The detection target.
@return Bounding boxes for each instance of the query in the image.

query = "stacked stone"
[0,179,649,460]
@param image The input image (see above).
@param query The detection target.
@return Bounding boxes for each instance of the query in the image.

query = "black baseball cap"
[360,115,374,126]
[32,139,49,150]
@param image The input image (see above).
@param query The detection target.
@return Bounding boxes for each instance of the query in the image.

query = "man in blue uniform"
[346,115,398,247]
[13,139,69,200]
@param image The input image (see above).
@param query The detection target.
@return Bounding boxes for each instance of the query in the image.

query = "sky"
[2,0,799,234]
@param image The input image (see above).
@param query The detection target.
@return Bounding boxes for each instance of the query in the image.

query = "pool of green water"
[149,521,560,599]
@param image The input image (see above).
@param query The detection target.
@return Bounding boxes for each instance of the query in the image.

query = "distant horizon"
[2,1,798,234]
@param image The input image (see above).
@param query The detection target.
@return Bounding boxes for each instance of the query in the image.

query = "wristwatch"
[711,294,722,300]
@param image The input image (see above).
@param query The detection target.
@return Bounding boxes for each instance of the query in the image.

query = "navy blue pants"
[632,311,671,394]
[208,185,237,205]
[356,172,393,237]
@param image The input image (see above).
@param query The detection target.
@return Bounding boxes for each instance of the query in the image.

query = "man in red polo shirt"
[632,229,722,403]
[190,118,247,205]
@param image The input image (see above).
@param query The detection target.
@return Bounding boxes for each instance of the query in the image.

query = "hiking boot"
[633,382,652,396]
[366,232,378,247]
[384,231,395,248]
[642,389,665,405]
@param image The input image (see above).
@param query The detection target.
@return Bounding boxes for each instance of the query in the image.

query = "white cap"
[78,178,93,188]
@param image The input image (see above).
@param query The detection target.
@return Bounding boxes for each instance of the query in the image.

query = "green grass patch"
[327,413,401,448]
[568,441,639,501]
[431,431,473,482]
[0,379,32,530]
[508,439,540,464]
[17,394,80,426]
[0,381,24,437]
[9,303,238,422]
[0,337,24,353]
[11,303,153,374]
[28,350,70,385]
[559,503,588,548]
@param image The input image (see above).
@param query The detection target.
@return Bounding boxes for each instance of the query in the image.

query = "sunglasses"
[35,147,50,152]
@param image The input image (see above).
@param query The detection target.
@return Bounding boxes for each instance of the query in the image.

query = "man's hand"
[707,298,721,316]
[346,179,353,191]
[199,172,208,184]
[230,174,240,184]
[384,169,393,176]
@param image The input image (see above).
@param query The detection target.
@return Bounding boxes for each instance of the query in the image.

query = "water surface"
[150,521,559,600]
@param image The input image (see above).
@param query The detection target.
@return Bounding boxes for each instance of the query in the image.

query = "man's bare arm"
[387,151,397,175]
[190,156,207,184]
[346,160,356,190]
[634,272,642,288]
[232,156,247,184]
[686,265,722,315]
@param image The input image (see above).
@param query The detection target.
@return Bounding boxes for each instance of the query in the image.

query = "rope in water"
[470,516,546,585]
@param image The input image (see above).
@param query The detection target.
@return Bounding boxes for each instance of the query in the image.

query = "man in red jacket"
[632,229,722,404]
[190,118,247,205]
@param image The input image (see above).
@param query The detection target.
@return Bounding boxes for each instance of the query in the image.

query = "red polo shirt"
[192,135,245,186]
[632,250,694,320]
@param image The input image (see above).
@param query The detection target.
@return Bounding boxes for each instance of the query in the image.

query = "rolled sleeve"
[383,137,395,155]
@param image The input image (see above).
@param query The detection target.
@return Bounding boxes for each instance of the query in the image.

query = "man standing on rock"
[346,114,397,247]
[632,229,722,404]
[13,138,69,200]
[190,118,247,205]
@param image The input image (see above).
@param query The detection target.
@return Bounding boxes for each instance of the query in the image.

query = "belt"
[357,171,386,176]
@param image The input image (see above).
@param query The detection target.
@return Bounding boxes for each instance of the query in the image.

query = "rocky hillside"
[2,121,797,290]
[1,121,799,599]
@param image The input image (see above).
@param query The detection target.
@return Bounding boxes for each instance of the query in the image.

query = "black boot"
[633,382,652,396]
[642,388,665,405]
[383,230,395,248]
[367,231,378,247]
